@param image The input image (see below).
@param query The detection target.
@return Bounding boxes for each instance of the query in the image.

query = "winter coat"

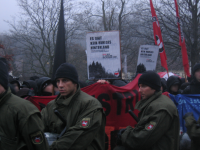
[184,115,200,150]
[0,89,49,150]
[121,91,180,150]
[182,78,200,94]
[41,86,106,150]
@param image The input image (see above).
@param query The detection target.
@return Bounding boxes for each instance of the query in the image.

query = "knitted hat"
[138,71,161,91]
[0,59,9,90]
[192,63,200,76]
[54,63,78,84]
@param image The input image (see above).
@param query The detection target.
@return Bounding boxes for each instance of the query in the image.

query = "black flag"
[52,0,66,79]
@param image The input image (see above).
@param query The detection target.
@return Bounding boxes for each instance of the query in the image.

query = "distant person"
[183,63,200,94]
[167,76,182,95]
[132,63,146,79]
[9,75,20,93]
[30,75,40,81]
[22,80,37,95]
[36,77,53,96]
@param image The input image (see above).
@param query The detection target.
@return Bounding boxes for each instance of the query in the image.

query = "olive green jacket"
[121,91,179,150]
[0,89,49,150]
[41,86,106,150]
[185,115,200,150]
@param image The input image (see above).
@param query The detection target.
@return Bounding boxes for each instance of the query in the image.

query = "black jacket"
[167,76,181,95]
[182,78,200,94]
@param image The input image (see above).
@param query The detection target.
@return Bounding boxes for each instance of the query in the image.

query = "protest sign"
[86,31,121,80]
[137,45,159,71]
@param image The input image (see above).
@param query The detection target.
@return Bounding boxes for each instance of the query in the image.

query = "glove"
[183,112,193,119]
[116,129,126,145]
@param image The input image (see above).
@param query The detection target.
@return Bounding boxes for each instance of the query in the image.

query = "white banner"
[86,31,121,80]
[137,45,159,71]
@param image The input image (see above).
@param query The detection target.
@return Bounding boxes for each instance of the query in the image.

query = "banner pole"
[185,72,187,82]
[167,70,169,78]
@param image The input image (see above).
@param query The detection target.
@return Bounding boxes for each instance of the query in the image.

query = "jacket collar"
[55,85,80,106]
[135,91,162,111]
[0,89,12,106]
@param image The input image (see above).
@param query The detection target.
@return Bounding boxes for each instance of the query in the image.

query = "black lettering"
[95,36,102,40]
[97,93,111,116]
[123,92,134,113]
[112,92,124,115]
[90,41,97,45]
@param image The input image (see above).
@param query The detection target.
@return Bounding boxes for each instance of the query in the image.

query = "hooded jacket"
[167,76,181,95]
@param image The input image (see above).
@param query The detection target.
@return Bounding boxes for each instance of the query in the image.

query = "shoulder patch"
[145,121,156,131]
[30,131,43,144]
[80,118,90,128]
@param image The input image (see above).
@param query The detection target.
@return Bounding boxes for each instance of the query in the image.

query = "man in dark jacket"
[116,71,179,150]
[41,63,106,150]
[183,63,200,94]
[167,76,182,95]
[0,59,49,150]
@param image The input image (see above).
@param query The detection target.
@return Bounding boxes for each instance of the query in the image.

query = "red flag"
[174,0,190,77]
[150,0,168,72]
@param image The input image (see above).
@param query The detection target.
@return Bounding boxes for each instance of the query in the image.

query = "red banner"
[29,75,141,128]
[28,75,141,150]
[174,0,190,77]
[150,0,168,72]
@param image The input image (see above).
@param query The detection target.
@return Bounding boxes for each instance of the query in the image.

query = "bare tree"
[7,0,81,78]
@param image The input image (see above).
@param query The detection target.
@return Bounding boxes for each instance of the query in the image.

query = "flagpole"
[185,72,187,82]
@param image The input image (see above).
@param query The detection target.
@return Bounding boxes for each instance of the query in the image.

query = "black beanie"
[54,63,78,84]
[192,63,200,76]
[0,59,9,90]
[138,71,161,91]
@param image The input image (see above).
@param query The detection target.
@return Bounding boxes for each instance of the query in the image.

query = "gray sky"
[0,0,20,33]
[0,0,95,34]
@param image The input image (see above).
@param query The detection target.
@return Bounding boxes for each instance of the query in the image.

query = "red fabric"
[28,75,142,130]
[162,91,170,98]
[158,72,181,78]
[150,0,168,72]
[0,44,4,49]
[174,0,190,77]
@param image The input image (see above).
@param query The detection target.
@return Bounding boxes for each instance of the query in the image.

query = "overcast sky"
[0,0,95,34]
[0,0,21,33]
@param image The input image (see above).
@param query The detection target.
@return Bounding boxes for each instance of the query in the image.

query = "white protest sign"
[86,31,121,80]
[137,45,159,71]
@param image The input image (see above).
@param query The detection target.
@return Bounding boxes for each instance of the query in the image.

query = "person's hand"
[116,129,126,145]
[97,80,109,84]
[183,112,193,119]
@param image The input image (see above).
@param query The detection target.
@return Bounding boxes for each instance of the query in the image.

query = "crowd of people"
[1,55,200,150]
